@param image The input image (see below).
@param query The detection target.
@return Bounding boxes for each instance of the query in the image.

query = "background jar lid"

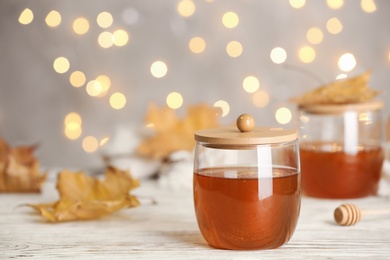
[194,114,297,148]
[298,100,384,115]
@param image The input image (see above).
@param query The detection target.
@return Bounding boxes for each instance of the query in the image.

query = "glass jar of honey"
[193,114,301,250]
[299,100,384,199]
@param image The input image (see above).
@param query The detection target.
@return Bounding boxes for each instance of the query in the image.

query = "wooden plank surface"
[1,175,390,259]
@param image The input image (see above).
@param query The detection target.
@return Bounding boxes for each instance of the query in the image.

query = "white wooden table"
[1,174,390,259]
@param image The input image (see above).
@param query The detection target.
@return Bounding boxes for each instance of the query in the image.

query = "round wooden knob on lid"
[194,113,298,148]
[237,114,255,132]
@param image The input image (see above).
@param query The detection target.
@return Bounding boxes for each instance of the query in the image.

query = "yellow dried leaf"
[137,132,195,159]
[144,102,178,132]
[57,166,139,201]
[137,103,220,159]
[0,137,47,193]
[29,196,139,222]
[28,166,140,222]
[291,70,379,106]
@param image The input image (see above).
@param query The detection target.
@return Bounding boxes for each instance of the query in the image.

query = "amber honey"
[193,167,300,250]
[300,142,384,198]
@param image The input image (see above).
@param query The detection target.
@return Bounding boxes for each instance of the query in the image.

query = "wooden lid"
[299,100,384,115]
[194,114,298,146]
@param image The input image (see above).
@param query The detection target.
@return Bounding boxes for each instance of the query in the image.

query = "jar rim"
[298,100,383,114]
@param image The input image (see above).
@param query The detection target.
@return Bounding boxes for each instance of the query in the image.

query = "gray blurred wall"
[0,0,389,170]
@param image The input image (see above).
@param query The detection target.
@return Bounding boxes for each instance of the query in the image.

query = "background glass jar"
[193,114,301,250]
[298,101,384,199]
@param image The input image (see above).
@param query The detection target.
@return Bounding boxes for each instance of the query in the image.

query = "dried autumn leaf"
[28,166,140,222]
[137,132,194,160]
[0,137,47,193]
[137,103,220,159]
[291,70,379,106]
[144,102,178,132]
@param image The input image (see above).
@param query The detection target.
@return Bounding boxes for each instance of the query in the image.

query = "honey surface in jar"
[300,142,384,199]
[193,167,300,250]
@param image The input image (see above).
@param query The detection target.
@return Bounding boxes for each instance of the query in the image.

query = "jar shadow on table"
[160,231,207,248]
[323,220,339,226]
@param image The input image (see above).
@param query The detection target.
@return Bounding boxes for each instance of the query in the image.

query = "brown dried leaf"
[137,103,220,159]
[0,137,47,193]
[28,166,140,222]
[291,70,379,106]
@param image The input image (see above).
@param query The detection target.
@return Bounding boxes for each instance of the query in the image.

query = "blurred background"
[0,0,389,171]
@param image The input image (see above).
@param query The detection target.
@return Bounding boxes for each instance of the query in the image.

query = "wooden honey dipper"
[334,203,390,226]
